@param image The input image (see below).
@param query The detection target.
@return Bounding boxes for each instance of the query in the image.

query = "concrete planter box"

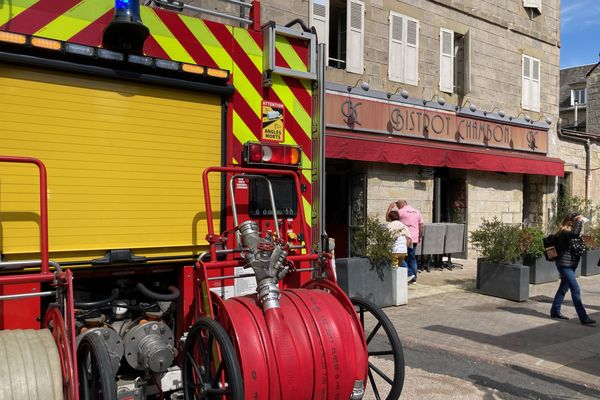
[391,266,408,306]
[336,257,402,308]
[581,249,600,276]
[476,260,529,302]
[524,256,559,284]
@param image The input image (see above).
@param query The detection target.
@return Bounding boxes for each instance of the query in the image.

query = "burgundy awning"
[326,130,564,177]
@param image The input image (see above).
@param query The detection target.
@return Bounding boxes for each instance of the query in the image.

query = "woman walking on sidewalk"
[550,213,596,325]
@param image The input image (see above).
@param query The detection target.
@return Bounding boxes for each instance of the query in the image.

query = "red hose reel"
[183,166,404,399]
[215,287,368,399]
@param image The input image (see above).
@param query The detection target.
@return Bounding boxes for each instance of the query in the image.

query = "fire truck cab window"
[249,177,297,217]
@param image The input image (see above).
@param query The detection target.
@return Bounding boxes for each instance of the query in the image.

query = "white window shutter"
[523,0,541,10]
[346,0,364,74]
[570,90,575,106]
[388,13,404,82]
[439,28,454,93]
[522,55,531,110]
[310,0,328,46]
[404,18,419,85]
[463,30,471,94]
[531,58,540,112]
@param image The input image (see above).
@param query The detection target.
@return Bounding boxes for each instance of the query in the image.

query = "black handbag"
[542,234,558,261]
[570,236,587,257]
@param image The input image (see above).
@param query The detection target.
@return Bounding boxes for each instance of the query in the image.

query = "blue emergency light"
[115,0,141,18]
[116,0,132,8]
[102,0,149,55]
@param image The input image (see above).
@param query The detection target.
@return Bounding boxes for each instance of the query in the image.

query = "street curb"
[400,334,600,392]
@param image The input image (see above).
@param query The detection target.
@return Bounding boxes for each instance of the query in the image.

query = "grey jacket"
[556,220,583,268]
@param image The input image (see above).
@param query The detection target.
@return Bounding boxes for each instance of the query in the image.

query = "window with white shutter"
[327,2,346,69]
[405,18,419,85]
[522,54,541,112]
[310,0,329,47]
[571,88,587,106]
[439,28,454,93]
[388,12,419,85]
[346,0,364,74]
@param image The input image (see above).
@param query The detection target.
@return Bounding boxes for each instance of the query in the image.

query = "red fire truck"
[0,1,404,399]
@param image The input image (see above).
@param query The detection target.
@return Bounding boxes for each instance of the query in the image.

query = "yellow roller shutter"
[0,63,222,262]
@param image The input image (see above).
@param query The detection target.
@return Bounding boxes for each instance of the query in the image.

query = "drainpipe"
[586,140,591,200]
[557,120,592,201]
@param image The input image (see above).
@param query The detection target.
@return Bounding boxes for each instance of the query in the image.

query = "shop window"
[388,12,419,86]
[348,173,366,257]
[522,54,541,112]
[439,28,470,95]
[557,172,572,216]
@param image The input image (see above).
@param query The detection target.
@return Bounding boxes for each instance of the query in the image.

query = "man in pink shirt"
[387,200,424,283]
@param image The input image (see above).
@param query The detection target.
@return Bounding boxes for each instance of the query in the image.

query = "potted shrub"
[520,226,559,284]
[471,217,529,302]
[581,223,600,276]
[336,216,407,307]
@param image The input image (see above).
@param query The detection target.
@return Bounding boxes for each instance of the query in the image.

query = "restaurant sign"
[326,93,548,154]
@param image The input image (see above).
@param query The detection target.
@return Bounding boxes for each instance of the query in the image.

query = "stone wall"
[467,170,523,231]
[587,67,600,134]
[524,174,548,228]
[365,163,433,224]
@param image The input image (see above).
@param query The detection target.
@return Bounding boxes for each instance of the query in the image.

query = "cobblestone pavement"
[375,258,600,398]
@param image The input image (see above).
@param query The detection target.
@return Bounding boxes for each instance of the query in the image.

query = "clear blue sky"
[561,0,600,68]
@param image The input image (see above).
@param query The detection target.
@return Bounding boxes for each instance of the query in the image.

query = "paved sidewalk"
[384,259,600,391]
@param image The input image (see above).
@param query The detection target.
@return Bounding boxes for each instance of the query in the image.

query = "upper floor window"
[310,0,365,73]
[571,88,586,106]
[522,54,540,112]
[388,12,419,86]
[439,28,471,95]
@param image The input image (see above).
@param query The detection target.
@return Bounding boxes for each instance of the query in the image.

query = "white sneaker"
[407,274,415,282]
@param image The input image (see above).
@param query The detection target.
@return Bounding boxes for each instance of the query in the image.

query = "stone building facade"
[557,62,600,209]
[559,64,593,131]
[183,0,564,259]
[262,0,562,258]
[587,64,600,134]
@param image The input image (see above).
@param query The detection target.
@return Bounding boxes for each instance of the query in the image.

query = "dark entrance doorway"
[434,168,467,224]
[325,160,366,258]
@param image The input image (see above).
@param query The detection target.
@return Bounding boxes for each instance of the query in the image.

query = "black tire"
[183,318,244,400]
[352,297,405,400]
[77,333,118,400]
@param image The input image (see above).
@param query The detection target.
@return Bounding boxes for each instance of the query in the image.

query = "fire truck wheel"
[351,297,405,400]
[183,317,243,400]
[77,333,118,400]
[0,329,64,400]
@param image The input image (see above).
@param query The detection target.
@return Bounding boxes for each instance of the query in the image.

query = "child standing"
[387,210,413,280]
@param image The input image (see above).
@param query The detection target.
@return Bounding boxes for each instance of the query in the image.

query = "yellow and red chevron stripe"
[0,0,314,229]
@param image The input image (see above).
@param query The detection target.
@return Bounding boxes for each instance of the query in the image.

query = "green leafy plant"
[550,194,598,233]
[470,217,522,264]
[352,215,398,277]
[584,223,600,249]
[550,193,600,249]
[520,226,545,260]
